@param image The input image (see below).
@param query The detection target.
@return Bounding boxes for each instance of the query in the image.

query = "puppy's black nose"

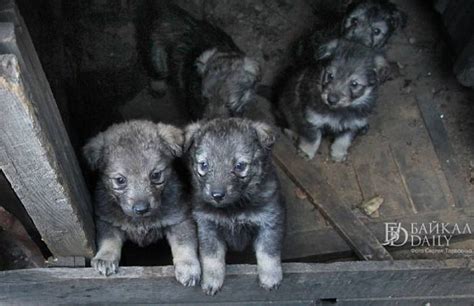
[133,202,150,215]
[211,191,225,202]
[328,93,340,105]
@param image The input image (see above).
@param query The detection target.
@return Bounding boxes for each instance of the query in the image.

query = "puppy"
[295,0,406,63]
[83,120,201,286]
[184,118,285,295]
[147,3,261,119]
[278,39,389,161]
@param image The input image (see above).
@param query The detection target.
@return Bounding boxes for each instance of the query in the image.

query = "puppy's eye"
[325,72,334,83]
[150,171,164,185]
[113,176,127,188]
[351,18,358,26]
[373,28,381,35]
[198,161,209,176]
[351,80,359,88]
[234,162,248,173]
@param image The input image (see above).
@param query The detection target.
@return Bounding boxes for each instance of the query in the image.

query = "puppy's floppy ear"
[157,123,184,157]
[315,39,339,61]
[243,57,261,81]
[389,5,407,29]
[83,133,106,170]
[373,53,390,84]
[195,48,217,75]
[183,122,202,152]
[252,121,276,149]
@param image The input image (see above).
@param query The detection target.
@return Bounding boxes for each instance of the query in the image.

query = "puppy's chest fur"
[196,206,275,251]
[121,221,165,247]
[305,109,368,133]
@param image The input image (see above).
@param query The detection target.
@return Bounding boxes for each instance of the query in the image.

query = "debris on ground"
[295,187,308,200]
[358,196,384,218]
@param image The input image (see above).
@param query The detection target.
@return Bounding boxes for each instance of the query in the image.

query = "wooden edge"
[1,259,471,280]
[416,93,468,207]
[0,260,471,304]
[272,135,393,261]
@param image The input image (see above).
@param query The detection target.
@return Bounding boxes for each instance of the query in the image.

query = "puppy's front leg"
[165,219,201,287]
[198,220,226,296]
[92,219,124,276]
[331,130,356,162]
[254,225,283,290]
[297,129,322,160]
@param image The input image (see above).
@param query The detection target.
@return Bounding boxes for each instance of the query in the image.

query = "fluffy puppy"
[184,118,285,295]
[147,3,261,119]
[83,120,200,287]
[295,0,406,63]
[278,39,389,161]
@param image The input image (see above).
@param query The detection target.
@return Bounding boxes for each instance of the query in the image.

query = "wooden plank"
[273,135,393,261]
[375,82,453,212]
[0,52,95,256]
[416,94,468,208]
[351,136,415,217]
[287,207,474,260]
[0,260,471,304]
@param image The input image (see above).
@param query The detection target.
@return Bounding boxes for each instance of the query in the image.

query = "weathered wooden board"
[273,135,393,261]
[0,260,471,304]
[351,135,415,217]
[282,205,473,260]
[0,51,95,257]
[375,85,453,213]
[416,94,468,208]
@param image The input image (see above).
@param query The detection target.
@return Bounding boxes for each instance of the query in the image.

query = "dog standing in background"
[83,120,201,287]
[294,0,406,64]
[278,39,389,161]
[147,3,261,119]
[184,118,285,295]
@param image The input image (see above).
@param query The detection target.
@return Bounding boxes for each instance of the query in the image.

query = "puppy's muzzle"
[211,190,226,202]
[327,93,340,105]
[133,201,150,215]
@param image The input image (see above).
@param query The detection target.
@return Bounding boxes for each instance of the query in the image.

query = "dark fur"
[83,120,200,286]
[295,0,406,64]
[278,39,389,161]
[147,3,261,119]
[184,118,285,295]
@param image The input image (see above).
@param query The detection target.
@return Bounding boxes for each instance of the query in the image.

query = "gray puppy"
[147,3,261,119]
[184,118,285,295]
[295,0,406,63]
[279,39,389,161]
[83,120,201,286]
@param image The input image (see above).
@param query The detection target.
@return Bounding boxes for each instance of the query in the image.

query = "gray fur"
[295,0,406,63]
[83,120,200,286]
[147,3,261,119]
[185,118,285,295]
[278,39,388,161]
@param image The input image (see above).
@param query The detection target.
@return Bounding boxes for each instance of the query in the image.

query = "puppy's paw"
[91,255,119,276]
[330,150,348,162]
[297,140,318,160]
[258,268,283,291]
[174,260,201,287]
[201,272,224,296]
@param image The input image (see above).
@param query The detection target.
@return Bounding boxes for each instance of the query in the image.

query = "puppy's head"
[195,48,261,117]
[342,0,407,48]
[83,120,183,218]
[316,39,389,109]
[184,118,275,207]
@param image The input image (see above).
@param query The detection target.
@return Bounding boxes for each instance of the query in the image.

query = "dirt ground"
[2,0,471,268]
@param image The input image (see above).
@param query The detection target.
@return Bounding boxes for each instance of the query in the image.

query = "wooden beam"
[416,93,468,208]
[273,135,393,261]
[0,260,471,304]
[282,207,474,260]
[0,51,95,257]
